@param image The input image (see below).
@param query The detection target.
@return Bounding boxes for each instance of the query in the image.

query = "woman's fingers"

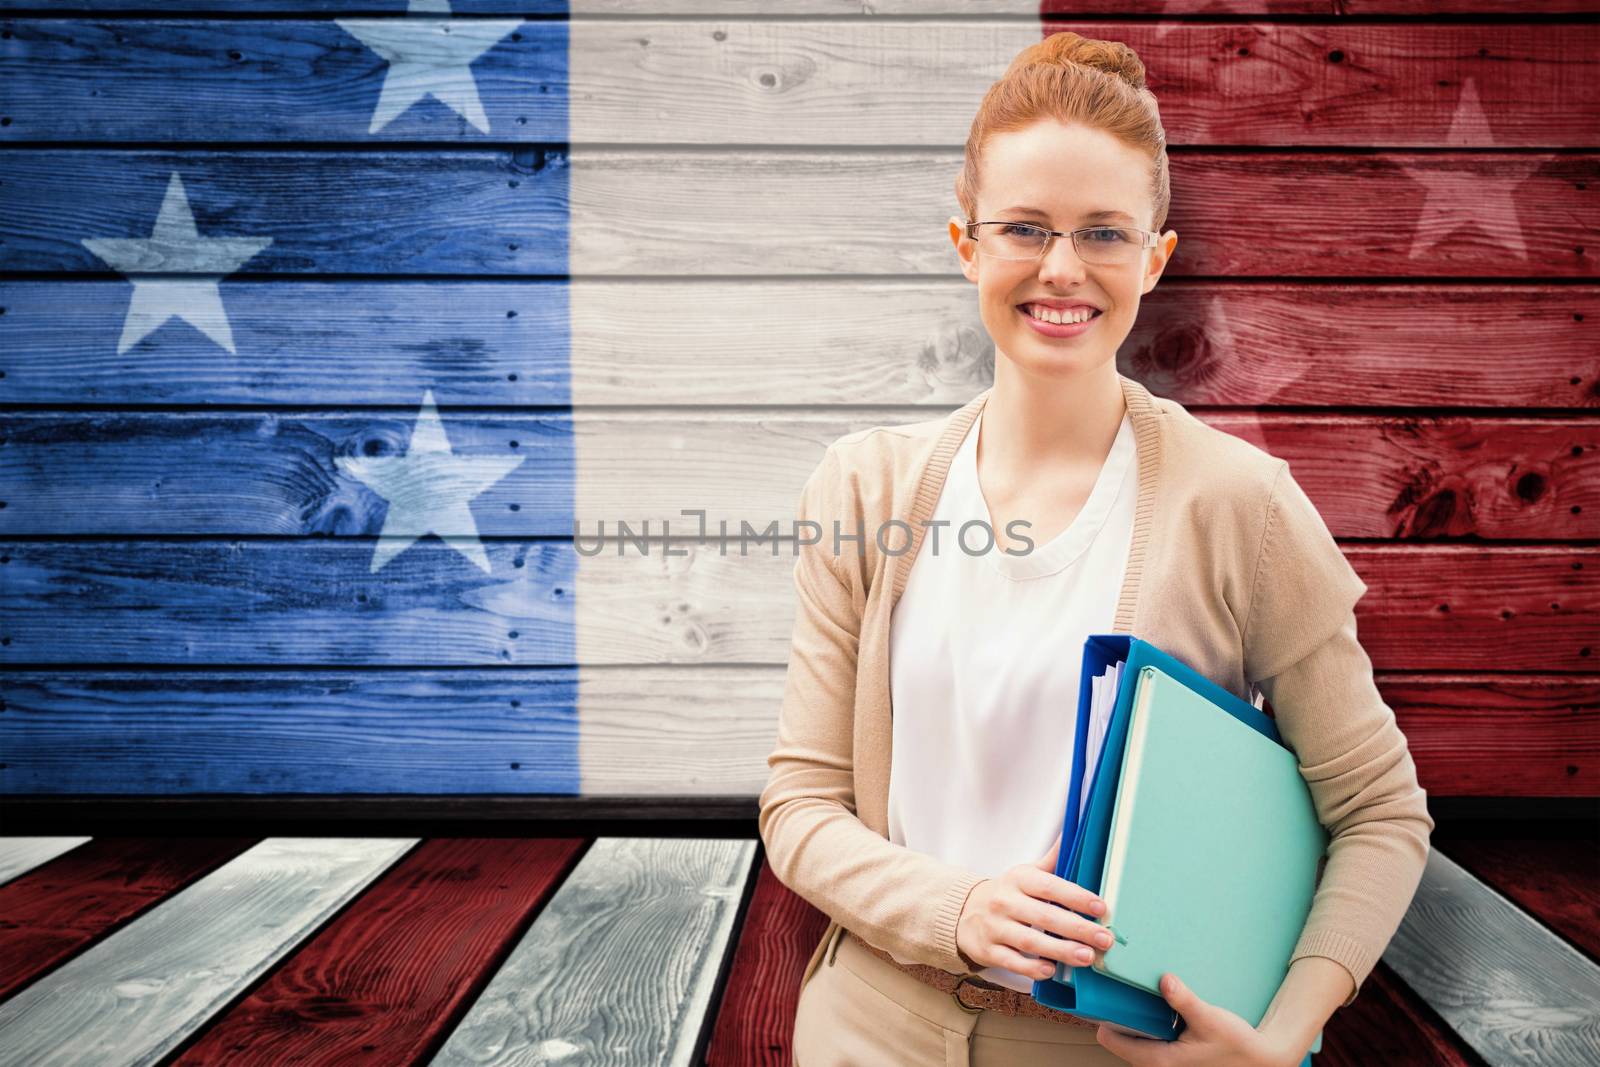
[1021,924,1105,967]
[990,946,1057,980]
[1022,866,1105,916]
[1017,897,1111,948]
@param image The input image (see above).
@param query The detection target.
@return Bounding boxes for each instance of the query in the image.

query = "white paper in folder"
[1075,660,1123,822]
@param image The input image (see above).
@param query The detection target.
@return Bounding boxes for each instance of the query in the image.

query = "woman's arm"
[757,444,987,974]
[1257,956,1355,1056]
[1242,461,1436,1009]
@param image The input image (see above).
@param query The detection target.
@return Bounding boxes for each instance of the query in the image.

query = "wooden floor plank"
[1384,849,1600,1066]
[702,859,829,1067]
[170,838,585,1066]
[1431,824,1600,964]
[0,837,416,1067]
[0,837,90,885]
[0,837,255,1003]
[429,837,757,1067]
[1316,964,1486,1066]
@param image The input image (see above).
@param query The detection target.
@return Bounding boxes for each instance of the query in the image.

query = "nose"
[1037,233,1089,287]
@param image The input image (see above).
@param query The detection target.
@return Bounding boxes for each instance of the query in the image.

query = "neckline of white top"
[962,405,1137,582]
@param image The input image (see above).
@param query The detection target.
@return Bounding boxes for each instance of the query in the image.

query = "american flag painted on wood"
[0,832,1593,1065]
[0,2,1597,1063]
[0,0,1595,804]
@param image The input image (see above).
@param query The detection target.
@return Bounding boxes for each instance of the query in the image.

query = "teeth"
[1024,304,1096,325]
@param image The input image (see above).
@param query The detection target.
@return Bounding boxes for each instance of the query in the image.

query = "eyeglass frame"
[964,218,1162,263]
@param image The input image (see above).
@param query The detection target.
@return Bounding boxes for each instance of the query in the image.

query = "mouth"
[1016,302,1104,338]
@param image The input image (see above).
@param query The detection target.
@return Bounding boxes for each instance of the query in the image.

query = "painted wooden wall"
[0,0,1595,810]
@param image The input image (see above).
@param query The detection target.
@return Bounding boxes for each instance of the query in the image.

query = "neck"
[980,359,1128,473]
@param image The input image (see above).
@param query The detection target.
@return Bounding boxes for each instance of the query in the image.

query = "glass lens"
[972,222,1144,265]
[972,222,1048,260]
[1073,226,1144,265]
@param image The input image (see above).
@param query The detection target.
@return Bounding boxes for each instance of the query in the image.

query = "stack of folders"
[1030,634,1328,1063]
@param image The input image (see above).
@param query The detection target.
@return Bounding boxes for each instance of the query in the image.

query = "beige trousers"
[792,923,1129,1067]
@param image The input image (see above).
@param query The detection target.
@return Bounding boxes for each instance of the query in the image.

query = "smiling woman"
[762,25,1428,1067]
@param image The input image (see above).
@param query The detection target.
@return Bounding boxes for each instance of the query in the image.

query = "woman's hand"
[954,831,1114,979]
[1095,974,1303,1067]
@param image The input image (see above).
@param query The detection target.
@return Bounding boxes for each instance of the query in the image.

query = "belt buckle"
[951,973,985,1015]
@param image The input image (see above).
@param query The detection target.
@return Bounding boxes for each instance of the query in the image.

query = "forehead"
[980,120,1149,222]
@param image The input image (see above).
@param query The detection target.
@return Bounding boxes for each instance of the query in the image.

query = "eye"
[1083,227,1130,243]
[998,223,1045,237]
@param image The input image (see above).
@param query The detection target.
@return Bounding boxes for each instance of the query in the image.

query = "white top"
[885,403,1139,992]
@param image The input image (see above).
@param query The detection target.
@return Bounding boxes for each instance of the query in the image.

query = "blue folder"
[1030,633,1323,1061]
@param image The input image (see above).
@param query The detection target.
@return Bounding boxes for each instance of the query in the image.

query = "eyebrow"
[1000,206,1137,223]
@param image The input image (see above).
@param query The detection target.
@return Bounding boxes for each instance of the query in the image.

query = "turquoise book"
[1094,663,1329,1024]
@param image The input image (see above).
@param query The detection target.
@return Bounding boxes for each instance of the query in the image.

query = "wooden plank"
[0,666,1591,798]
[0,280,1593,408]
[2,151,1592,277]
[1386,674,1600,798]
[565,150,1595,277]
[565,21,1600,147]
[1384,849,1600,1066]
[0,18,562,142]
[1431,826,1600,963]
[0,411,1593,538]
[0,836,90,884]
[0,542,1595,672]
[430,837,757,1067]
[1,20,1594,145]
[0,150,563,276]
[701,859,831,1067]
[1315,964,1482,1067]
[0,837,417,1067]
[0,837,255,1001]
[2,1,1596,15]
[171,838,585,1067]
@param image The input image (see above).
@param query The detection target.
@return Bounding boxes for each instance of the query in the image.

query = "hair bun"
[1013,30,1147,90]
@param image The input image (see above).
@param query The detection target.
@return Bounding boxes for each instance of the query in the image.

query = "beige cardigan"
[758,373,1434,1009]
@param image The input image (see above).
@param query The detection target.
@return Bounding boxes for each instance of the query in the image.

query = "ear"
[949,215,979,283]
[1140,229,1178,296]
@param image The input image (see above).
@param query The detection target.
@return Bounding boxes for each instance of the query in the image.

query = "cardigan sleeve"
[1244,461,1435,1008]
[757,443,987,975]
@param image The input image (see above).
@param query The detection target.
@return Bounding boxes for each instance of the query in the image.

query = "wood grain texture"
[1431,828,1600,964]
[2,1,1595,14]
[6,150,1590,277]
[171,838,586,1067]
[1,280,1593,408]
[2,19,1593,145]
[1384,849,1600,1067]
[701,859,831,1067]
[0,410,1593,538]
[565,150,1594,277]
[0,542,1594,672]
[593,20,1597,148]
[0,667,1592,797]
[0,836,254,1002]
[1383,675,1600,798]
[1315,963,1484,1067]
[429,837,757,1067]
[0,837,417,1067]
[0,837,89,885]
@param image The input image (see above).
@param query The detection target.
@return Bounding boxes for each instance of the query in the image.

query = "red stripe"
[0,837,257,1003]
[170,837,584,1067]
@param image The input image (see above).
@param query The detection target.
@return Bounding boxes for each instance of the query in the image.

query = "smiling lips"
[1017,302,1103,337]
[1018,302,1102,323]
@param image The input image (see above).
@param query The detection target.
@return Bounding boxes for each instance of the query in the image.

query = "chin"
[1002,345,1106,382]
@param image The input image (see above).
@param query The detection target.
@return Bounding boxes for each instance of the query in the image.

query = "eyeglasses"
[965,220,1160,266]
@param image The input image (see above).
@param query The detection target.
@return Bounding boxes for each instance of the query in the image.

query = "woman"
[759,30,1433,1067]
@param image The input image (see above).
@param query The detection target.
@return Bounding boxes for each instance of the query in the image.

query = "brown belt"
[842,929,1098,1029]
